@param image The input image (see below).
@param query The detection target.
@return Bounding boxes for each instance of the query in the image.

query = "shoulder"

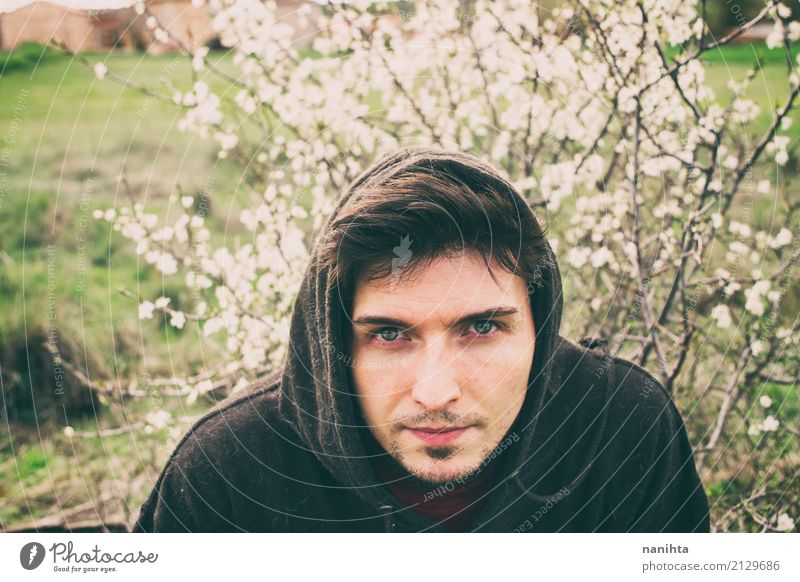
[605,351,683,443]
[552,337,684,447]
[549,338,708,531]
[166,372,290,470]
[573,342,694,478]
[133,373,296,532]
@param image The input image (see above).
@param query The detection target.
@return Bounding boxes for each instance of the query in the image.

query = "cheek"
[457,337,534,382]
[456,343,532,412]
[351,360,408,425]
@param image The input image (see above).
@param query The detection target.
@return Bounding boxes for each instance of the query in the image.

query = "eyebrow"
[351,306,520,330]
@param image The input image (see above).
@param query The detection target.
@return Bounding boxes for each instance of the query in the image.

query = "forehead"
[350,253,528,322]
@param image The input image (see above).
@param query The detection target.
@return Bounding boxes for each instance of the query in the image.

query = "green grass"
[0,47,254,528]
[0,49,243,389]
[666,42,800,66]
[0,397,208,526]
[650,42,800,147]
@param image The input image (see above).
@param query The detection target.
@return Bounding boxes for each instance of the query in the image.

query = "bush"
[0,42,65,77]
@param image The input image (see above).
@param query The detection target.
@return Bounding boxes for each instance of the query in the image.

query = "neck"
[372,450,502,532]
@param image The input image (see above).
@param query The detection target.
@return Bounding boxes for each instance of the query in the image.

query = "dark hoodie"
[134,149,710,533]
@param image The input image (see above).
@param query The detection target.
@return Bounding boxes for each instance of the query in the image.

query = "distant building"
[730,22,773,43]
[0,0,319,53]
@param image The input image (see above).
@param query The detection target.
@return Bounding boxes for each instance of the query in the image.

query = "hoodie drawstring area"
[379,505,396,532]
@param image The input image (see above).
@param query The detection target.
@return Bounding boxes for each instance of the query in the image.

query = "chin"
[402,454,482,486]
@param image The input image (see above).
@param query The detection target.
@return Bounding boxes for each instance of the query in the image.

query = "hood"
[277,147,596,521]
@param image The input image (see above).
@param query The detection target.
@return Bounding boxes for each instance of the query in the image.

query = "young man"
[134,148,710,533]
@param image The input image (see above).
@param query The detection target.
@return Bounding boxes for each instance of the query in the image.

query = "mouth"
[405,425,472,446]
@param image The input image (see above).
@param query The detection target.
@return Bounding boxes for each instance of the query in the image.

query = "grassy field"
[699,43,800,141]
[0,41,797,529]
[0,45,246,527]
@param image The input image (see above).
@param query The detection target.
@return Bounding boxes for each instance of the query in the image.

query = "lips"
[406,425,471,446]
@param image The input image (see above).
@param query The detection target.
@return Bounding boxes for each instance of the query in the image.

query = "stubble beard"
[389,439,492,487]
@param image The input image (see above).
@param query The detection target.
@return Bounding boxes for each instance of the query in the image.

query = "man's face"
[349,251,536,485]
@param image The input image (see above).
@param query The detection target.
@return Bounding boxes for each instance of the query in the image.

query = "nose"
[410,337,461,411]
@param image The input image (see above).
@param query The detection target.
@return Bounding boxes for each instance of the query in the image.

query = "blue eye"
[470,320,496,335]
[374,328,401,342]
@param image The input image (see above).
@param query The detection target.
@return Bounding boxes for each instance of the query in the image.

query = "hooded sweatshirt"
[134,149,711,533]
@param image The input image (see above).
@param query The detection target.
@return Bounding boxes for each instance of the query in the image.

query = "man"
[134,148,710,533]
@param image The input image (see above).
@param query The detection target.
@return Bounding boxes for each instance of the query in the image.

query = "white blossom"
[710,304,732,329]
[767,135,791,166]
[138,301,155,320]
[154,28,169,44]
[590,247,614,269]
[714,268,731,281]
[170,311,186,329]
[769,227,792,249]
[775,513,795,532]
[762,415,780,432]
[146,251,179,275]
[766,21,784,49]
[744,281,771,316]
[145,410,171,429]
[728,221,751,238]
[566,247,590,269]
[759,395,773,408]
[192,47,209,72]
[93,62,107,80]
[724,281,742,296]
[188,380,214,405]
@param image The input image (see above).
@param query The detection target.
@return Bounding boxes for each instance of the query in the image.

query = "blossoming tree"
[85,0,798,531]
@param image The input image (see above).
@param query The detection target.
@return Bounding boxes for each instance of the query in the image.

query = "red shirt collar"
[374,454,500,532]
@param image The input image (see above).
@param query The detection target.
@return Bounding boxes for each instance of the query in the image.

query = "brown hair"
[318,147,552,312]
